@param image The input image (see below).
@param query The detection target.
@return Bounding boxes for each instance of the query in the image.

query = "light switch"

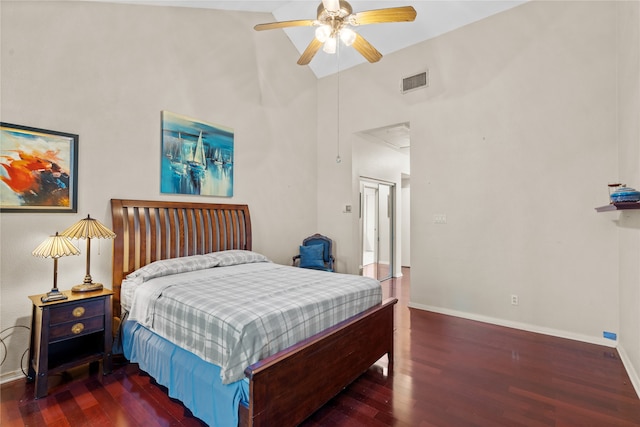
[433,214,447,224]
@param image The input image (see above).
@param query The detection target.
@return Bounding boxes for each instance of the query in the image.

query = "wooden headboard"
[110,199,252,316]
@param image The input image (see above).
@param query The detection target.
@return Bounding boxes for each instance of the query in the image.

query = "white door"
[361,180,394,280]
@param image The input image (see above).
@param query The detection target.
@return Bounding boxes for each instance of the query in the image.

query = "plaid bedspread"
[122,251,382,384]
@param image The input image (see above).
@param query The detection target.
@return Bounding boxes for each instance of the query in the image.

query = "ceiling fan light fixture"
[315,25,332,43]
[323,36,337,54]
[339,28,356,46]
[255,1,417,66]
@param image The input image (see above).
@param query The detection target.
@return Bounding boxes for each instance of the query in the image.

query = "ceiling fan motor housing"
[317,0,353,21]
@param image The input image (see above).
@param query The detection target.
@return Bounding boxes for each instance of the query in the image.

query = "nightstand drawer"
[49,315,104,342]
[49,300,104,325]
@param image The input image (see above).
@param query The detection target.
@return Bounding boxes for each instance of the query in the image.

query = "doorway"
[361,179,395,281]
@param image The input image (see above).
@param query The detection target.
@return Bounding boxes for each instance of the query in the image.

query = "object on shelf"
[610,185,640,203]
[608,183,623,201]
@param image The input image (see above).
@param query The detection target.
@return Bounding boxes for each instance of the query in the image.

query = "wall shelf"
[595,202,640,212]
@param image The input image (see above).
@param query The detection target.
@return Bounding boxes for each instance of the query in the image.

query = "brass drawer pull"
[71,323,85,334]
[72,307,85,317]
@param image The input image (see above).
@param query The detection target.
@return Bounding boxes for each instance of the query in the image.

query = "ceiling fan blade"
[297,38,323,65]
[254,19,316,31]
[351,6,417,26]
[352,33,383,63]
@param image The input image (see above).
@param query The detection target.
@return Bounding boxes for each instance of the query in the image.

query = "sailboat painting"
[160,111,234,197]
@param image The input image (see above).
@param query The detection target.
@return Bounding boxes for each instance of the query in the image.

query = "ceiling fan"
[254,0,417,66]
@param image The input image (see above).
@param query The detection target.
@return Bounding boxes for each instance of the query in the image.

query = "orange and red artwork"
[0,123,78,212]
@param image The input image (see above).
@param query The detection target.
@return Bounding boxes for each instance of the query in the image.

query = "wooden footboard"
[240,297,397,427]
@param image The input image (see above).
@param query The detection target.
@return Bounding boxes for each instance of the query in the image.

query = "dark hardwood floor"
[2,268,639,426]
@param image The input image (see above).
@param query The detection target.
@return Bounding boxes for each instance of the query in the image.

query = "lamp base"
[71,282,103,293]
[41,289,68,303]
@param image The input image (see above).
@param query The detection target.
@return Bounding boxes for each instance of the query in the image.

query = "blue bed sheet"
[122,320,249,426]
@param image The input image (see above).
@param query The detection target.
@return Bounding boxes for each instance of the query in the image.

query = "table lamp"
[60,214,116,292]
[32,232,80,302]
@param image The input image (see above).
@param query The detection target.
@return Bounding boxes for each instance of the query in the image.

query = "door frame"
[359,177,395,281]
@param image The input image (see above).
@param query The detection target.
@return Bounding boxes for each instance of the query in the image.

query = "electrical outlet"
[511,295,519,306]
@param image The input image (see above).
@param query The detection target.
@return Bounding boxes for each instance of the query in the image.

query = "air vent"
[401,71,428,94]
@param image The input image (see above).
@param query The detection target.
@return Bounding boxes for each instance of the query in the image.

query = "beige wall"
[412,0,619,338]
[617,0,640,392]
[0,1,317,380]
[316,0,639,393]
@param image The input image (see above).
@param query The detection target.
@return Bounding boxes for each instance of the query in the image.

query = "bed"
[111,199,397,427]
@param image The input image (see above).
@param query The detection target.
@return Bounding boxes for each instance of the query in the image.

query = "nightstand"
[27,288,113,398]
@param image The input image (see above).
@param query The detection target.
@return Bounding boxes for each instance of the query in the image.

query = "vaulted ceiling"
[87,1,527,150]
[91,1,527,78]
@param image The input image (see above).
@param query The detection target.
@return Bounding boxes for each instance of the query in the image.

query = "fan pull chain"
[336,42,342,164]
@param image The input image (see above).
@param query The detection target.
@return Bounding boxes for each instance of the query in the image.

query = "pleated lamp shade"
[61,215,116,240]
[32,232,80,302]
[32,232,81,259]
[60,215,116,292]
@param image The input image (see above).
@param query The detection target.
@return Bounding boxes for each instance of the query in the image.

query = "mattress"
[121,250,382,384]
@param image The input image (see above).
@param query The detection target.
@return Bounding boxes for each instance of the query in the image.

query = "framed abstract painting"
[160,111,234,197]
[0,123,78,213]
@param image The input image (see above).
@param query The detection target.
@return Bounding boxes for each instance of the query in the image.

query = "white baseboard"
[408,302,618,348]
[0,369,26,385]
[617,345,640,399]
